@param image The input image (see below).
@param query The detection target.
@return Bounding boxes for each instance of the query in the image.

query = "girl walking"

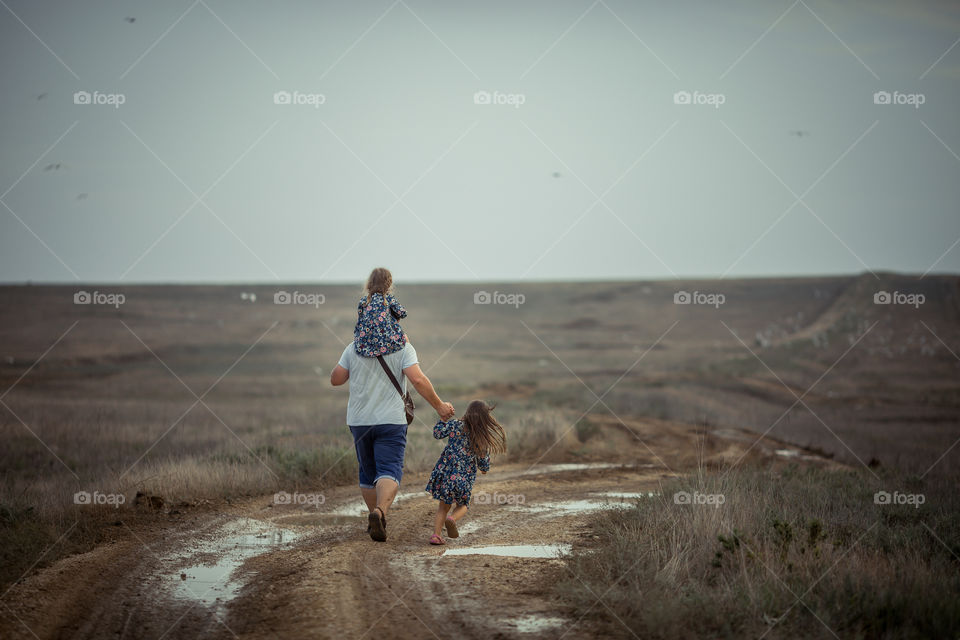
[424,401,506,545]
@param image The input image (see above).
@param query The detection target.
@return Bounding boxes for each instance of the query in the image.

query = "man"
[330,340,455,541]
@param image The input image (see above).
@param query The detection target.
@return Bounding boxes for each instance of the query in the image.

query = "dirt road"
[2,424,840,640]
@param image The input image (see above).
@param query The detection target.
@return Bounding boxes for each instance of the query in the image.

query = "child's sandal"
[429,534,445,545]
[444,517,459,538]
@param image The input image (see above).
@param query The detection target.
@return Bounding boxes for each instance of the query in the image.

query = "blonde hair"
[363,267,393,301]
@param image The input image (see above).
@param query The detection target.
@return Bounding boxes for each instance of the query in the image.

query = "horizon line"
[1,270,957,287]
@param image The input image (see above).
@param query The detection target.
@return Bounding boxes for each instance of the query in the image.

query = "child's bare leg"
[449,504,468,522]
[433,502,452,536]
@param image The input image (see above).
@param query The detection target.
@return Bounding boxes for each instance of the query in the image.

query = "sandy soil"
[1,424,843,640]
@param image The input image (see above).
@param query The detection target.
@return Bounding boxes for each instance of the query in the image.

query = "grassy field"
[557,466,960,639]
[1,273,958,633]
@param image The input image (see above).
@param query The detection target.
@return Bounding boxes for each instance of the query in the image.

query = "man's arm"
[403,363,454,419]
[330,365,349,386]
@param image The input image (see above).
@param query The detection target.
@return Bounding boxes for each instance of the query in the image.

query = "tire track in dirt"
[1,425,842,639]
[226,463,668,640]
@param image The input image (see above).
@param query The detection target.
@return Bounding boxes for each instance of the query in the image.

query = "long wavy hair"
[362,267,393,307]
[462,400,507,459]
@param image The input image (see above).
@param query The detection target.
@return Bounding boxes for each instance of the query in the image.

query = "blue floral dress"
[353,292,408,357]
[425,419,490,506]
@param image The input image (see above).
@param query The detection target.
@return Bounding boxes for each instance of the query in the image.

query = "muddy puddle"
[775,448,825,462]
[511,614,567,633]
[163,518,300,615]
[520,462,625,475]
[455,492,658,535]
[325,491,428,517]
[442,544,571,558]
[594,490,659,500]
[507,492,657,516]
[273,513,364,527]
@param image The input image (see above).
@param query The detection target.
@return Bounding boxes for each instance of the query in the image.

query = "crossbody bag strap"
[376,355,405,398]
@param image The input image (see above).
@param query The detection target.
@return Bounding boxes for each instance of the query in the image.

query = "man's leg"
[375,477,399,516]
[350,426,379,518]
[371,424,408,518]
[365,478,395,542]
[361,487,377,512]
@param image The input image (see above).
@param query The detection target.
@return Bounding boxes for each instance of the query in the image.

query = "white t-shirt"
[338,341,419,426]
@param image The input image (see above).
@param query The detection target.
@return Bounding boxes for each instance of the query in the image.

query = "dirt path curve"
[229,463,670,640]
[1,426,841,640]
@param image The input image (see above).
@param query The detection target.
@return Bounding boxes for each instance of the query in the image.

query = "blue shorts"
[349,423,408,489]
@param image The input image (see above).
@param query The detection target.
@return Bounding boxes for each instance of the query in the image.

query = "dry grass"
[2,275,958,599]
[556,465,960,639]
[0,398,574,589]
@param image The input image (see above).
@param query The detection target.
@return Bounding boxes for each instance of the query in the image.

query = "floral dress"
[353,292,408,357]
[425,419,490,506]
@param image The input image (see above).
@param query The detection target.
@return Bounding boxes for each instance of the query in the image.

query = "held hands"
[437,401,455,420]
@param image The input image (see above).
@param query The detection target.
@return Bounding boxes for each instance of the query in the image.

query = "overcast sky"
[1,0,958,283]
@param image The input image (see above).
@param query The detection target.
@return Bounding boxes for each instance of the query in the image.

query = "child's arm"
[387,294,407,319]
[477,454,491,473]
[357,296,367,314]
[433,418,458,440]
